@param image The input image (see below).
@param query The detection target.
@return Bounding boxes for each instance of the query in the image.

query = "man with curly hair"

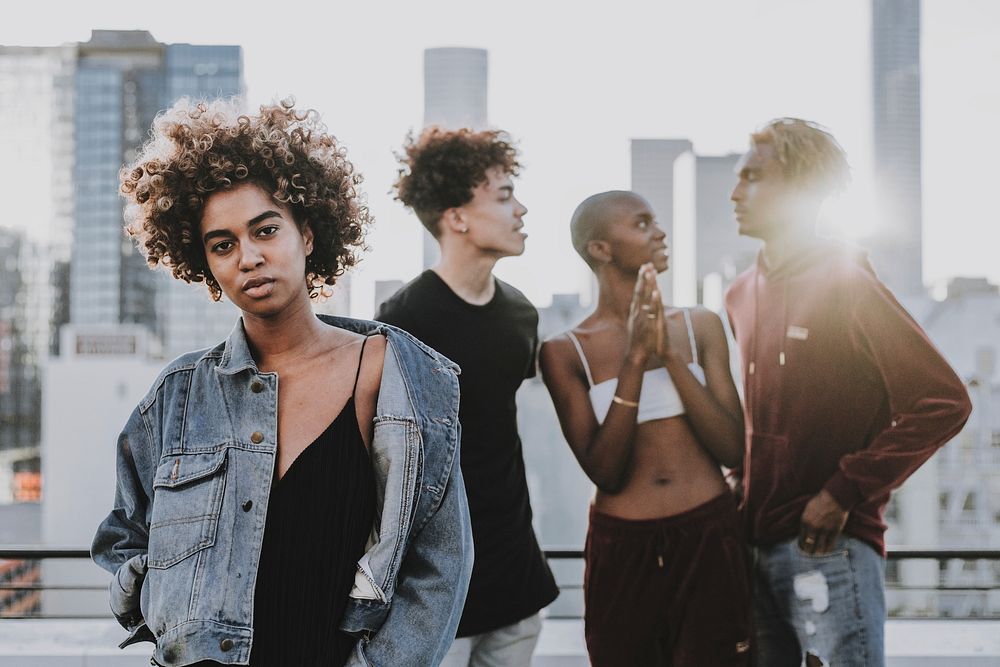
[725,118,972,666]
[91,98,473,667]
[377,127,558,666]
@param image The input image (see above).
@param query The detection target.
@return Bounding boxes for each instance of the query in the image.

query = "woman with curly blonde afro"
[92,98,474,666]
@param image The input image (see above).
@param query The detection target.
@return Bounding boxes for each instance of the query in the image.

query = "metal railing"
[544,547,1000,621]
[1,546,999,620]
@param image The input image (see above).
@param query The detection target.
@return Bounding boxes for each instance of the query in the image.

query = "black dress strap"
[352,335,371,395]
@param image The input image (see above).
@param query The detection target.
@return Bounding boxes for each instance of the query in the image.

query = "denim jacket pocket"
[148,448,228,569]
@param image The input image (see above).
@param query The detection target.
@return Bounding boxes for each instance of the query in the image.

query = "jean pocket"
[792,536,850,561]
[147,448,228,569]
[793,542,850,561]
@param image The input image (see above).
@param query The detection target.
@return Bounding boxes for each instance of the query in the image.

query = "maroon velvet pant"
[584,491,752,666]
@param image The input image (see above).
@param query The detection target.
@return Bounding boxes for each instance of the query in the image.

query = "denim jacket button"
[250,431,264,444]
[242,499,253,512]
[250,380,264,393]
[220,638,234,651]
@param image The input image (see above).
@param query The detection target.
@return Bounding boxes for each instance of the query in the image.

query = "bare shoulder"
[669,305,725,346]
[539,331,577,367]
[354,334,386,440]
[687,305,724,329]
[688,307,731,358]
[359,333,387,374]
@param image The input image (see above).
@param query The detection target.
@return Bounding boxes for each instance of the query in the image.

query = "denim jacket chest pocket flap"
[148,449,229,569]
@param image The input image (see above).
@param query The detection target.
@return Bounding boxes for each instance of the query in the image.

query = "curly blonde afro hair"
[120,97,372,300]
[752,117,851,197]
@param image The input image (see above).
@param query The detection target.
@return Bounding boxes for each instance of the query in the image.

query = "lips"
[241,276,275,298]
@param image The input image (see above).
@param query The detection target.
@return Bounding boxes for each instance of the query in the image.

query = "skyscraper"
[0,45,76,357]
[420,47,489,269]
[67,31,243,357]
[871,0,923,295]
[630,139,693,304]
[695,153,758,304]
[423,47,488,131]
[0,229,42,456]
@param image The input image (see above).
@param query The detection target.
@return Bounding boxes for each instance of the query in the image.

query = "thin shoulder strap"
[564,331,595,388]
[351,335,372,395]
[683,308,699,366]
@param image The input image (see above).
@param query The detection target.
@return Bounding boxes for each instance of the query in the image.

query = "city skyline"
[1,1,999,634]
[1,1,999,318]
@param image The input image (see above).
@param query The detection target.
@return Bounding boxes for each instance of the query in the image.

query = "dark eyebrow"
[498,184,513,194]
[203,210,283,243]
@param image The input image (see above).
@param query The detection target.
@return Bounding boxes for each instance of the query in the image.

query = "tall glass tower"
[68,31,243,356]
[872,0,923,295]
[420,47,489,270]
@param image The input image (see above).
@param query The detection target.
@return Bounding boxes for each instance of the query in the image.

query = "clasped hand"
[627,263,668,361]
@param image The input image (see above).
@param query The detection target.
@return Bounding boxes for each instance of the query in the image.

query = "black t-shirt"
[376,270,558,637]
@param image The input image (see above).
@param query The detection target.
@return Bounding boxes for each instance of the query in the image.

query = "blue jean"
[752,536,886,667]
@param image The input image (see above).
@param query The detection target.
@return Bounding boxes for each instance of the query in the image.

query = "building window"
[962,492,977,512]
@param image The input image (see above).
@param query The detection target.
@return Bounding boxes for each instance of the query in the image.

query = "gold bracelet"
[612,395,639,408]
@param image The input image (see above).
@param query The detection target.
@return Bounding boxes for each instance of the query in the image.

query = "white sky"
[2,0,998,317]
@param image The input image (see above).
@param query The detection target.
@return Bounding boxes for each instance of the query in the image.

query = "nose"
[652,223,666,240]
[238,242,264,271]
[515,197,527,218]
[730,181,743,203]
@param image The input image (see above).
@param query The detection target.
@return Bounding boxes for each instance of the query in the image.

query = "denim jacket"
[91,315,474,666]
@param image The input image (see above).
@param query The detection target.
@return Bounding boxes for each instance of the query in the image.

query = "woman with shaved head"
[539,190,751,666]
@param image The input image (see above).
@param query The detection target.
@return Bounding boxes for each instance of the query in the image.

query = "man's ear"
[586,239,611,265]
[441,207,469,235]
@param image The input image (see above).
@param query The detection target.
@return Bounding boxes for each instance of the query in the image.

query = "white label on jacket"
[786,325,809,340]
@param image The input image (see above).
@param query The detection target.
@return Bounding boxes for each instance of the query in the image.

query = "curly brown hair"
[120,97,372,300]
[393,127,520,235]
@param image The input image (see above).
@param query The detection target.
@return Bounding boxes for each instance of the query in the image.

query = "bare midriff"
[593,415,728,520]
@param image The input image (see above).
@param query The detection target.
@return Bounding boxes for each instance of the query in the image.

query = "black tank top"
[248,338,376,666]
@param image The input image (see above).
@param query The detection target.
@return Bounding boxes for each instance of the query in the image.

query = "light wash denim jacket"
[91,315,474,666]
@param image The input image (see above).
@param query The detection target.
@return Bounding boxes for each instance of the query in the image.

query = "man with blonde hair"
[724,118,971,666]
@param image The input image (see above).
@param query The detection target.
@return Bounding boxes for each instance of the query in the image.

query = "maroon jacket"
[724,240,971,555]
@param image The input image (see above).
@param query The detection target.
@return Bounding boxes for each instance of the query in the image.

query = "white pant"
[439,613,543,667]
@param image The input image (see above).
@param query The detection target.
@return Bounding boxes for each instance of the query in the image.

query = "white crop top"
[566,308,706,425]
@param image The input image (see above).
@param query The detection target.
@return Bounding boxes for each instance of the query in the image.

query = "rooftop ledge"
[0,618,999,666]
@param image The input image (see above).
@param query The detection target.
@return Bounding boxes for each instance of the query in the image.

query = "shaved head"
[570,190,649,269]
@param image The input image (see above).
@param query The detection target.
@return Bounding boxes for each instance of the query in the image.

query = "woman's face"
[602,194,669,274]
[200,182,314,318]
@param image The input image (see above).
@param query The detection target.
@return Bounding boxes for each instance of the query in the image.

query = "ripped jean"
[751,536,886,667]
